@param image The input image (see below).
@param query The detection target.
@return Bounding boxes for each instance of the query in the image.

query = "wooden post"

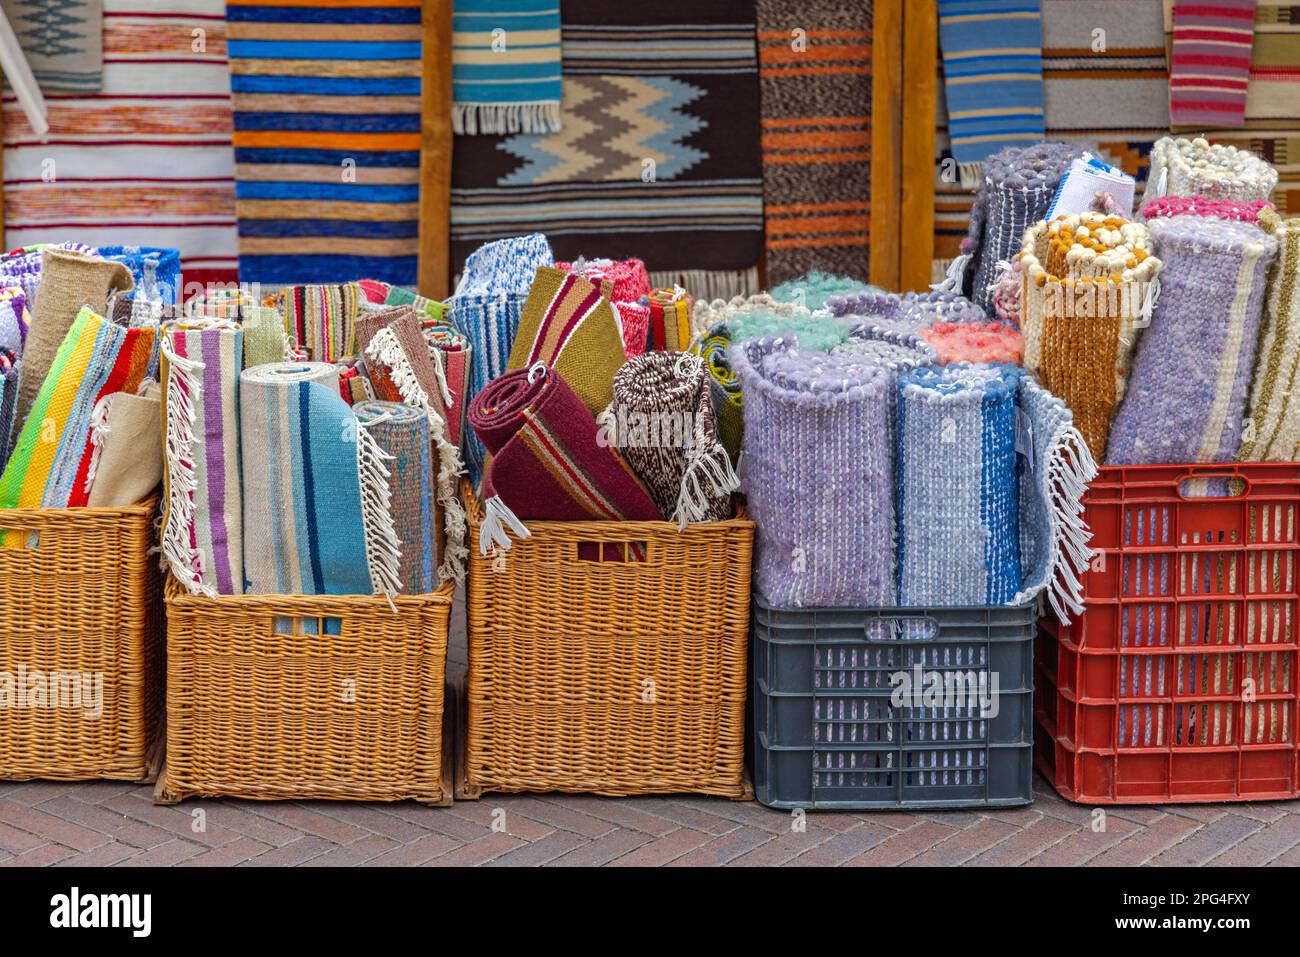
[418,0,452,299]
[869,0,903,290]
[899,0,936,292]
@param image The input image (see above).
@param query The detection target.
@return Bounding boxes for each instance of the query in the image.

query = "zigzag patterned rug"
[2,0,103,91]
[450,0,764,300]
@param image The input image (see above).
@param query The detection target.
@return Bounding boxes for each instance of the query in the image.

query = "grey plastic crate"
[751,593,1036,809]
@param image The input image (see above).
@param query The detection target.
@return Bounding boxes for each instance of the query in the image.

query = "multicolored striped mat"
[226,0,423,285]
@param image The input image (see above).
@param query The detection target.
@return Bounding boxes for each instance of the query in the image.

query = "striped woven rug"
[226,0,423,286]
[934,0,1170,274]
[2,0,238,289]
[756,0,872,285]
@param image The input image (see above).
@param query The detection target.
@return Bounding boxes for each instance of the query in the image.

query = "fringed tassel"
[1017,423,1098,624]
[82,392,115,495]
[356,411,404,611]
[365,327,468,584]
[479,494,531,555]
[451,101,562,136]
[159,337,215,597]
[428,347,455,410]
[673,443,741,530]
[648,267,760,302]
[931,252,971,293]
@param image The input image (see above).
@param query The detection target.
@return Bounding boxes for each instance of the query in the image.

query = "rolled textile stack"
[506,267,625,417]
[0,241,97,308]
[1241,212,1300,462]
[896,364,1024,606]
[354,400,434,596]
[556,257,651,357]
[422,322,472,453]
[98,246,181,304]
[944,142,1081,312]
[240,305,291,369]
[361,281,450,324]
[690,322,743,463]
[85,380,163,509]
[1142,137,1279,205]
[1140,196,1275,224]
[607,351,738,526]
[0,287,28,354]
[468,365,660,553]
[1107,216,1277,465]
[160,319,245,597]
[641,287,693,352]
[732,335,896,607]
[16,248,134,429]
[0,350,17,469]
[274,282,362,363]
[356,304,467,585]
[920,322,1025,365]
[0,308,155,520]
[240,364,386,597]
[450,232,554,482]
[1019,212,1163,459]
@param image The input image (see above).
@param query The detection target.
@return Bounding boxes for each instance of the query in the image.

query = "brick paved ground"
[2,600,1298,866]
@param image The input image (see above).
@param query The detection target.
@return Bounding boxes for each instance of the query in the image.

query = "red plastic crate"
[1036,463,1300,803]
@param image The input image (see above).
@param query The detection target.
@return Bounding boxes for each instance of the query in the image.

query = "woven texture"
[556,257,651,358]
[690,321,743,462]
[450,0,763,296]
[1019,212,1163,458]
[0,286,27,356]
[0,307,153,515]
[98,246,180,305]
[274,282,362,363]
[958,142,1080,312]
[238,364,380,597]
[160,320,244,596]
[607,351,737,524]
[0,350,17,471]
[451,0,560,135]
[828,287,994,326]
[733,335,895,607]
[450,232,554,483]
[1140,195,1276,222]
[506,266,624,417]
[1142,136,1279,204]
[921,321,1025,364]
[756,1,872,283]
[422,321,472,453]
[1241,213,1300,460]
[1168,0,1258,128]
[463,481,752,797]
[226,0,422,285]
[15,248,133,429]
[469,365,659,524]
[1108,215,1277,464]
[897,364,1024,606]
[0,499,164,781]
[1,0,103,92]
[158,576,452,803]
[938,0,1047,172]
[85,382,162,509]
[354,400,433,596]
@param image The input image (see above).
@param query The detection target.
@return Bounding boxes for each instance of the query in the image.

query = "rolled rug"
[0,307,154,517]
[274,281,362,362]
[920,321,1025,365]
[721,302,853,353]
[941,142,1080,313]
[381,284,450,324]
[16,247,134,430]
[1140,196,1275,224]
[0,349,16,469]
[506,266,625,417]
[1142,137,1279,205]
[98,246,182,304]
[159,319,244,596]
[1241,212,1300,461]
[556,257,650,304]
[354,400,434,595]
[356,304,467,586]
[606,351,738,525]
[423,322,472,453]
[641,287,693,353]
[240,364,384,597]
[732,335,896,607]
[468,364,660,552]
[0,286,27,354]
[827,288,994,327]
[450,232,554,482]
[85,380,163,509]
[896,364,1025,606]
[689,321,743,463]
[833,320,938,371]
[1019,212,1163,459]
[1107,215,1277,465]
[0,241,97,309]
[240,304,291,369]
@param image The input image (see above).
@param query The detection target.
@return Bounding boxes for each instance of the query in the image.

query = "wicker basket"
[460,480,754,798]
[155,576,454,804]
[0,498,164,782]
